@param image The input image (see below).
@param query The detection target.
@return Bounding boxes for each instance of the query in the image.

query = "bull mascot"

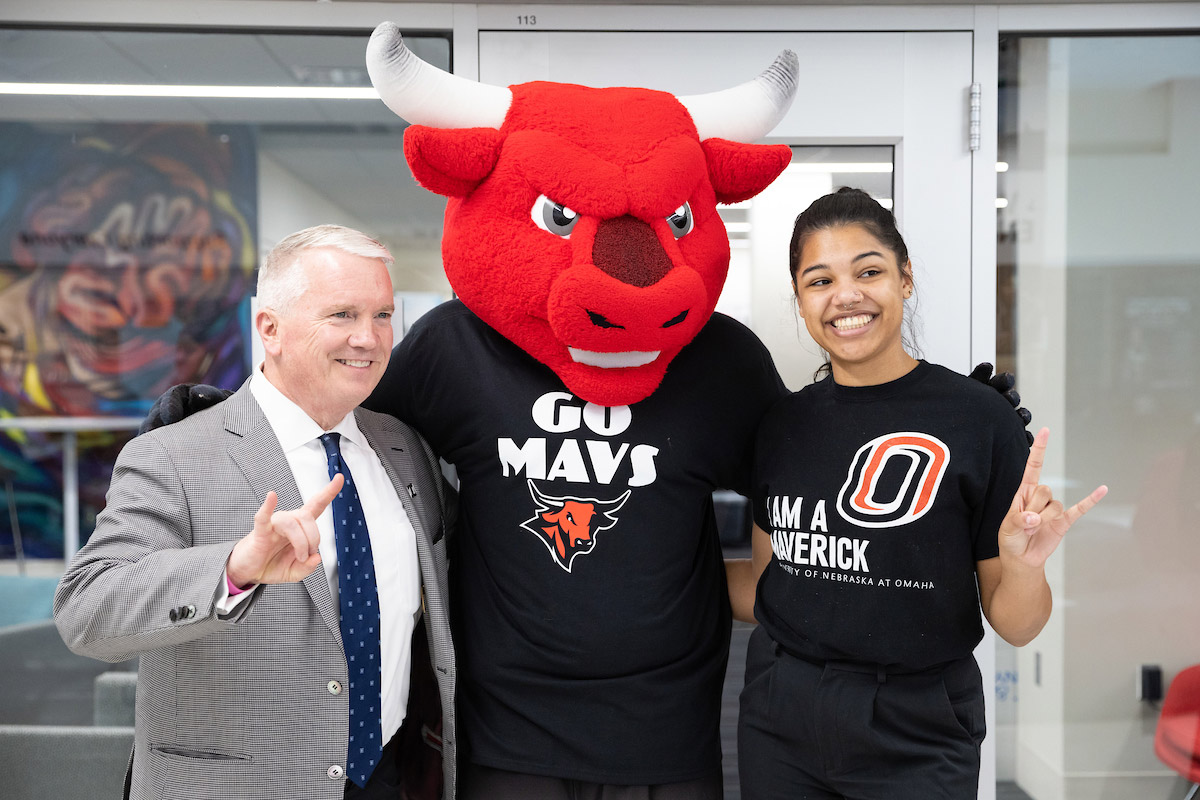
[143,21,1027,798]
[361,22,795,797]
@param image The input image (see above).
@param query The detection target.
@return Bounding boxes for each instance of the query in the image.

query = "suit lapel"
[356,411,431,554]
[223,384,343,645]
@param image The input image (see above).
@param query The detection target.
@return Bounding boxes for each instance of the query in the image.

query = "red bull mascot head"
[366,22,798,407]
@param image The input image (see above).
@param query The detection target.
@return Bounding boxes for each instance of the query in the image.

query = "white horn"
[678,50,799,142]
[366,21,512,129]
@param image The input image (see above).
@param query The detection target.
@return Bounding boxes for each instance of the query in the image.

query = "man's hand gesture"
[226,474,344,588]
[999,428,1107,569]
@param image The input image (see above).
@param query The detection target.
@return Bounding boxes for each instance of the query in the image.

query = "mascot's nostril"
[662,310,688,329]
[592,216,674,288]
[587,310,625,330]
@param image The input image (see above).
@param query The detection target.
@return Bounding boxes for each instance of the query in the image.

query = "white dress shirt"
[220,368,421,745]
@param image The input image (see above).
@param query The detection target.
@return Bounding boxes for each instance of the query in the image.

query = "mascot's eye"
[666,202,694,239]
[531,194,580,238]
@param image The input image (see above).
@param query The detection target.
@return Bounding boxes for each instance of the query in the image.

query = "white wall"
[258,152,449,296]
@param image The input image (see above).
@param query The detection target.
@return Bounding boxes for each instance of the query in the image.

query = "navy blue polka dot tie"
[320,433,383,788]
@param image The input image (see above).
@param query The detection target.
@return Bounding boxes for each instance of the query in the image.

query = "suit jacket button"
[185,604,197,619]
[168,608,179,622]
[327,680,342,695]
[328,765,344,780]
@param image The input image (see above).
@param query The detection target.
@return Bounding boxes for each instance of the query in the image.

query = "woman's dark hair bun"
[788,187,909,282]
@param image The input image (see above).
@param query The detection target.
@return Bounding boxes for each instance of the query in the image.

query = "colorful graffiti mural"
[0,123,257,555]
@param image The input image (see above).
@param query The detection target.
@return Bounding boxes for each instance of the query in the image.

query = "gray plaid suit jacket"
[53,384,456,800]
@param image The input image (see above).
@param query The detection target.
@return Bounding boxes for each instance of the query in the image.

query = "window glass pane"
[997,33,1200,799]
[0,26,451,560]
[731,145,893,392]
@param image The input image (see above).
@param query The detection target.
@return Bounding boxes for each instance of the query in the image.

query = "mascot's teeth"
[568,348,661,368]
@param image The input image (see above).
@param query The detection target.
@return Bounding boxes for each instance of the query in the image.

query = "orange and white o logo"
[836,433,950,528]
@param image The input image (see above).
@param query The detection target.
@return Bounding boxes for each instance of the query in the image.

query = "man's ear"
[256,308,282,357]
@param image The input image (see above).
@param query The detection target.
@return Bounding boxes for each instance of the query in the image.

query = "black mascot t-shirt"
[752,361,1029,671]
[367,300,786,784]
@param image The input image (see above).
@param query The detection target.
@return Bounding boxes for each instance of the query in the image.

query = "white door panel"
[480,31,908,139]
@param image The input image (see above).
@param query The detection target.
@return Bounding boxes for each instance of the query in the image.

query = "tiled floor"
[997,782,1036,800]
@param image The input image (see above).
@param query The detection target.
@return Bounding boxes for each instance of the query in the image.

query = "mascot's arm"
[139,384,234,434]
[969,363,1034,445]
[726,522,773,624]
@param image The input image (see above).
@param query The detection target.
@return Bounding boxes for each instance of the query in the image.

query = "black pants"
[738,627,985,800]
[461,763,724,800]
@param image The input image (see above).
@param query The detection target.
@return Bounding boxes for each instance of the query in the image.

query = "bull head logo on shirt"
[522,480,631,572]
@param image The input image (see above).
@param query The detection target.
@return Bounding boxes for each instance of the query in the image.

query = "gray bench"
[94,670,138,727]
[0,724,132,800]
[0,619,135,725]
[0,619,138,798]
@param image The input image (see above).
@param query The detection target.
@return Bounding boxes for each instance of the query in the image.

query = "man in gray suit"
[54,225,456,800]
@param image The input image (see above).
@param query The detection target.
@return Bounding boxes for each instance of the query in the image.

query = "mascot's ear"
[702,139,791,205]
[403,125,506,198]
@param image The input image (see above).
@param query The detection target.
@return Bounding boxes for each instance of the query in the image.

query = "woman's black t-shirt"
[751,360,1029,671]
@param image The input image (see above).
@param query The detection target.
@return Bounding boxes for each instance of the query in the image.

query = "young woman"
[727,187,1106,799]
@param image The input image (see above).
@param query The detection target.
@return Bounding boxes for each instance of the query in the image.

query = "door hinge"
[969,83,982,152]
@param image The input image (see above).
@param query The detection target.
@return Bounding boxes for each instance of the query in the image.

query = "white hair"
[257,224,394,312]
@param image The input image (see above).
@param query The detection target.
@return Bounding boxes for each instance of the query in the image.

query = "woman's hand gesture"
[999,428,1107,569]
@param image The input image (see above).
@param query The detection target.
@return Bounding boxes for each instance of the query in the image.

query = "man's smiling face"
[262,247,394,428]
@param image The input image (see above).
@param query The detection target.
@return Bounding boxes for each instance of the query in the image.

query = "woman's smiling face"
[793,223,914,385]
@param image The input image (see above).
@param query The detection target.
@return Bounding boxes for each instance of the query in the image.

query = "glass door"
[997,33,1200,800]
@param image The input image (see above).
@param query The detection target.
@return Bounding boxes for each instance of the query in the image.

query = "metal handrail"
[0,417,145,559]
[0,418,143,432]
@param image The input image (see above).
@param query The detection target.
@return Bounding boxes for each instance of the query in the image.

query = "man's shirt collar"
[249,366,366,454]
